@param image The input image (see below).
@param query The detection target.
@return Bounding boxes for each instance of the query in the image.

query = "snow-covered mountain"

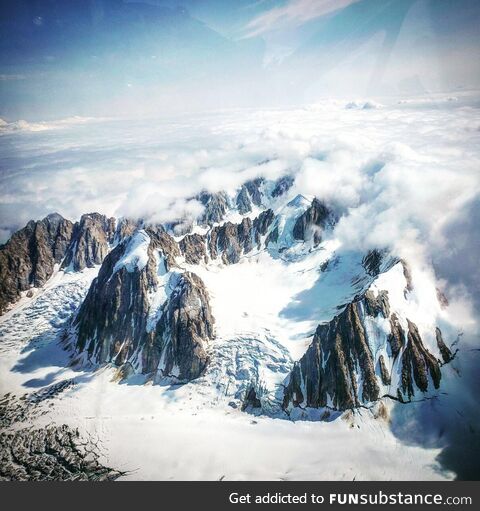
[0,172,461,480]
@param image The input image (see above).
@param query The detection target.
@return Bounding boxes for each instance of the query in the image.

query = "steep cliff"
[0,213,73,314]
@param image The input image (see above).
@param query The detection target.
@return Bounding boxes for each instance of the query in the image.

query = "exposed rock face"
[283,284,449,411]
[400,320,441,400]
[146,224,181,270]
[378,355,391,385]
[62,213,115,271]
[241,386,262,411]
[236,178,264,214]
[72,228,213,382]
[362,249,385,277]
[179,209,275,265]
[179,233,207,264]
[0,213,74,314]
[252,209,275,247]
[388,313,404,359]
[435,327,452,363]
[364,289,390,318]
[271,175,294,198]
[208,218,253,264]
[284,299,380,411]
[115,217,141,241]
[196,191,229,225]
[74,235,156,365]
[143,272,214,380]
[401,259,414,292]
[292,198,334,244]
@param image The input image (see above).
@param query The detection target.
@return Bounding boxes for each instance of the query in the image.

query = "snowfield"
[0,250,458,481]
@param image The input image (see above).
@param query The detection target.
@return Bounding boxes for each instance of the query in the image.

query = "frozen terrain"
[0,263,455,481]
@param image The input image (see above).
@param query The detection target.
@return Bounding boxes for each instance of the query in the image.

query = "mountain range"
[0,174,456,423]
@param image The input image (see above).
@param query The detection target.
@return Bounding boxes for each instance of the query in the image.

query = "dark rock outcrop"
[271,175,294,198]
[400,320,441,399]
[362,249,386,277]
[0,213,74,314]
[236,178,264,214]
[292,198,334,244]
[401,259,414,292]
[284,288,447,411]
[179,233,207,264]
[62,213,115,271]
[146,224,181,270]
[73,235,156,364]
[435,327,452,363]
[388,313,404,359]
[143,272,214,380]
[208,218,253,264]
[378,355,391,385]
[196,191,229,225]
[115,217,141,242]
[241,386,262,411]
[364,289,390,318]
[284,298,380,411]
[252,209,275,247]
[72,229,213,382]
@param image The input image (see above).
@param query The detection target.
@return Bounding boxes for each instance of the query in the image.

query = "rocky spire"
[196,191,229,225]
[143,272,214,380]
[236,178,264,214]
[71,228,213,382]
[0,213,74,314]
[292,198,335,244]
[283,278,451,412]
[62,213,115,271]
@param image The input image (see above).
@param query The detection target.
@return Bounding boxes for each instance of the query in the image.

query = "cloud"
[1,93,479,269]
[242,0,361,38]
[0,74,26,81]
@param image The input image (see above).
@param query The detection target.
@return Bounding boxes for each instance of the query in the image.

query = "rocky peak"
[179,233,207,265]
[115,217,142,242]
[70,228,213,382]
[283,271,452,412]
[144,224,180,270]
[196,191,229,226]
[0,213,74,314]
[143,271,214,381]
[252,209,275,248]
[73,233,155,364]
[62,213,115,271]
[271,175,294,198]
[236,178,264,214]
[399,319,442,401]
[208,218,253,264]
[292,198,335,245]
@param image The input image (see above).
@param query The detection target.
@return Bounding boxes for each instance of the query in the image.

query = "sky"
[0,0,479,119]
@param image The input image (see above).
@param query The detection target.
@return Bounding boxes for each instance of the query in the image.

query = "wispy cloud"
[242,0,361,38]
[0,74,26,81]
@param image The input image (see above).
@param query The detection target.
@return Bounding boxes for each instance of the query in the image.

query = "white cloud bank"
[1,92,479,275]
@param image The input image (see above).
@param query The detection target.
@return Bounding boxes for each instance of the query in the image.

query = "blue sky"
[0,0,479,119]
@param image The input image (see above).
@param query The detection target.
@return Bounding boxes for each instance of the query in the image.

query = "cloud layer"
[1,94,479,262]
